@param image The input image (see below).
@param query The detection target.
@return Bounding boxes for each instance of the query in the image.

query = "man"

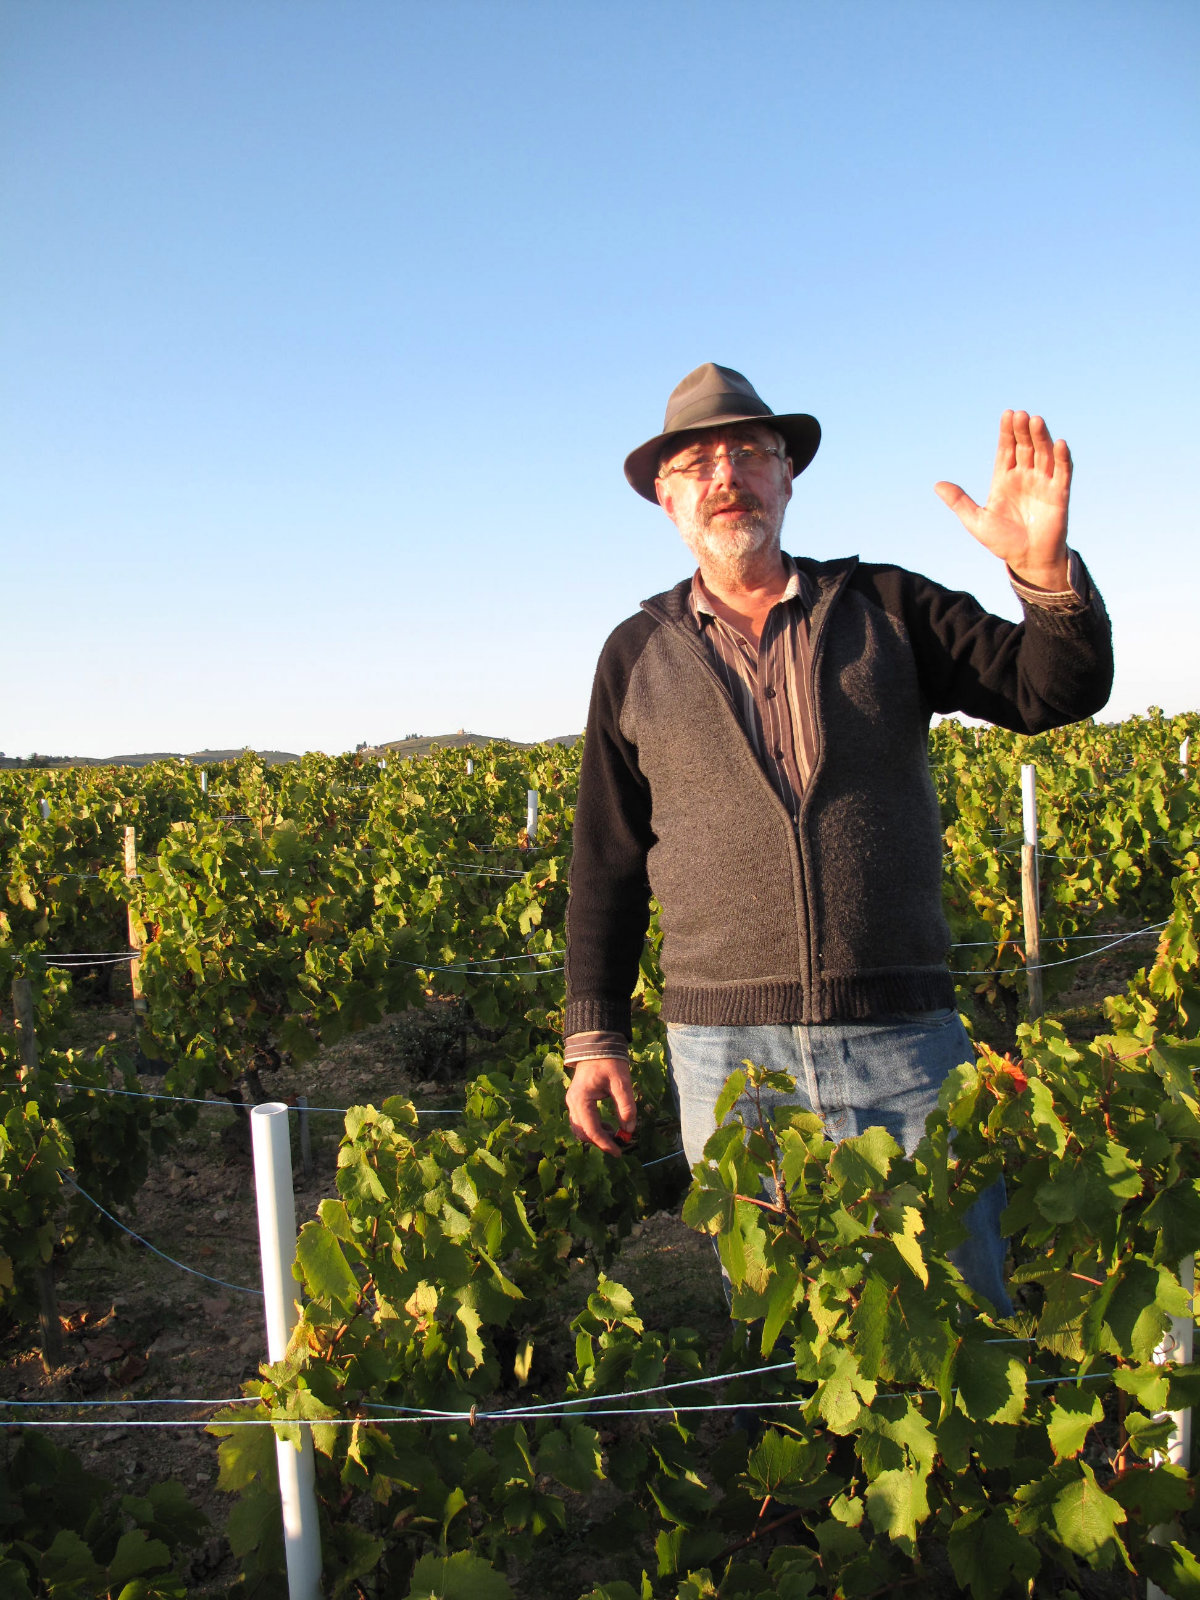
[561,363,1113,1311]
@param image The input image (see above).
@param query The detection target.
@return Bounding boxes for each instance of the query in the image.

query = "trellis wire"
[642,1149,685,1168]
[390,946,563,969]
[949,921,1169,977]
[61,1174,262,1297]
[51,1082,459,1116]
[396,962,563,977]
[0,1370,1114,1432]
[950,922,1167,949]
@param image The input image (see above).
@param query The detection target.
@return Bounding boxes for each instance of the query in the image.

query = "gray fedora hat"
[624,362,821,502]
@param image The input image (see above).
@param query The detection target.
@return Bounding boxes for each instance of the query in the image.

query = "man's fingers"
[934,480,981,536]
[608,1072,637,1131]
[565,1058,637,1157]
[1012,410,1034,469]
[993,408,1017,476]
[565,1077,617,1153]
[1028,414,1056,475]
[1053,436,1073,487]
[568,1103,621,1156]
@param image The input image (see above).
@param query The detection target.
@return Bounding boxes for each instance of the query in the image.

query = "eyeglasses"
[657,443,786,481]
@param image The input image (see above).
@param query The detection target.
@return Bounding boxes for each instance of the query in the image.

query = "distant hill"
[373,731,581,759]
[0,736,580,770]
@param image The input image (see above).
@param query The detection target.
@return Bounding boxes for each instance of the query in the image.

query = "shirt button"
[774,748,784,761]
[764,685,776,699]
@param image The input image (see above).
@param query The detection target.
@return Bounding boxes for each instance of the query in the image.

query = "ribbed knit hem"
[660,969,955,1026]
[563,998,633,1039]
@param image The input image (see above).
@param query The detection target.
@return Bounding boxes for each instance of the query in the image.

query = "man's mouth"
[703,496,760,524]
[704,505,761,524]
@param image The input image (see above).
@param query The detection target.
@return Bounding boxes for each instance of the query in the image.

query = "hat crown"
[664,363,775,434]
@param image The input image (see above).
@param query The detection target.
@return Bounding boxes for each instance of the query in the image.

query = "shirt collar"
[690,552,808,622]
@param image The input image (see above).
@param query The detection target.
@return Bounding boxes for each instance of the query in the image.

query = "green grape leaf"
[829,1125,899,1200]
[1046,1384,1104,1460]
[38,1528,106,1587]
[712,1069,748,1128]
[106,1529,173,1587]
[815,1346,876,1434]
[1049,1462,1128,1566]
[406,1551,514,1600]
[742,1430,817,1501]
[536,1424,603,1493]
[954,1341,1027,1424]
[295,1220,362,1312]
[948,1507,1040,1600]
[864,1466,930,1549]
[1139,1540,1200,1600]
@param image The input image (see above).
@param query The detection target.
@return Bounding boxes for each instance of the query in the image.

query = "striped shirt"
[690,553,817,825]
[689,548,1091,823]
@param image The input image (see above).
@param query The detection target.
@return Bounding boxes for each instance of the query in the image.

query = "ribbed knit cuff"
[562,998,633,1039]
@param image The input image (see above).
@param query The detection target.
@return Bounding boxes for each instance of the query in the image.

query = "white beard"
[675,492,787,585]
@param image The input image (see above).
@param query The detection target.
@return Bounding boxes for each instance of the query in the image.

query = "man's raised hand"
[565,1056,637,1156]
[935,410,1072,591]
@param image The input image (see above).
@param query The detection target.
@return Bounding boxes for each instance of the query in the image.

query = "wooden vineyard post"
[1020,763,1043,1021]
[11,978,64,1370]
[123,826,146,1017]
[200,769,207,794]
[11,977,39,1081]
[465,758,474,777]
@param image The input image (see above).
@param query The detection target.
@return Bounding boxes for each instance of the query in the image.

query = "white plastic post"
[250,1104,322,1600]
[1181,736,1191,777]
[465,759,473,777]
[39,798,49,821]
[1153,1253,1194,1466]
[1020,763,1038,850]
[1147,1253,1195,1600]
[526,787,538,844]
[200,770,208,793]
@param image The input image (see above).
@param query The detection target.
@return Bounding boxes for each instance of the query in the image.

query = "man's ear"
[654,475,677,520]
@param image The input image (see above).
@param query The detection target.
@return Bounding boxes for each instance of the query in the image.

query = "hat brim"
[624,410,821,503]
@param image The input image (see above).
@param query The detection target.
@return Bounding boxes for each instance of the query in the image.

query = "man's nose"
[709,452,742,487]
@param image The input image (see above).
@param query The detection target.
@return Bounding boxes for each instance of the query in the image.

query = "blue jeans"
[666,1010,1012,1315]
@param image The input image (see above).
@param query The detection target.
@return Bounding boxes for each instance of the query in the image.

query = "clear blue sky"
[2,1,1196,756]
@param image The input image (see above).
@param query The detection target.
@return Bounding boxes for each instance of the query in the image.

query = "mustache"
[699,490,763,526]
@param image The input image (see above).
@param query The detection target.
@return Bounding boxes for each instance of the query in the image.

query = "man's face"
[654,423,793,571]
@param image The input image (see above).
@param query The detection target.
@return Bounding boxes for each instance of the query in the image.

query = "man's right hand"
[565,1057,637,1156]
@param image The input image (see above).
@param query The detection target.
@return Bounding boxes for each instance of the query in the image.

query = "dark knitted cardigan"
[563,554,1113,1039]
